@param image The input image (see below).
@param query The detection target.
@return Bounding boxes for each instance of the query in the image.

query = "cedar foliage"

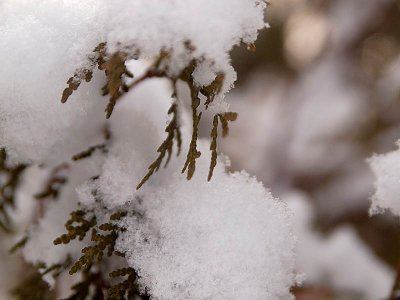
[12,40,240,300]
[34,164,69,200]
[53,209,150,299]
[63,269,107,300]
[0,148,27,232]
[61,43,237,189]
[107,268,140,300]
[53,210,97,245]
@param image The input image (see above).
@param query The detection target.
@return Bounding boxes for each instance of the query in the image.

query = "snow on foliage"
[0,0,267,164]
[369,142,400,216]
[74,71,296,299]
[0,1,299,299]
[19,78,297,298]
[117,167,296,300]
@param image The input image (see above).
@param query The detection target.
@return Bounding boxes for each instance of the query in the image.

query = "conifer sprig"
[9,235,28,254]
[0,148,27,232]
[207,112,238,181]
[107,268,139,300]
[72,124,111,162]
[34,163,69,200]
[63,269,107,300]
[61,43,134,119]
[61,44,238,189]
[53,210,97,245]
[61,43,106,104]
[72,144,108,161]
[100,51,134,118]
[55,210,128,276]
[136,101,182,190]
[56,209,151,300]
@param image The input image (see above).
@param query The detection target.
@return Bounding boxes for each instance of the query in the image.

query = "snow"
[369,142,400,216]
[0,0,106,164]
[116,166,296,300]
[1,2,299,296]
[73,75,298,299]
[22,156,103,285]
[2,1,398,299]
[0,0,267,164]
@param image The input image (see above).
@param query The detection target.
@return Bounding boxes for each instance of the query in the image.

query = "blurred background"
[213,0,400,298]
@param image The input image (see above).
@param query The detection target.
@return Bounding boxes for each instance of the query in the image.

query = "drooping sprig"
[54,209,152,299]
[208,112,237,181]
[107,268,141,300]
[54,210,127,275]
[72,125,111,162]
[61,43,107,104]
[61,42,238,189]
[136,101,182,189]
[53,210,97,245]
[34,163,69,201]
[61,42,134,119]
[62,269,107,300]
[0,148,27,232]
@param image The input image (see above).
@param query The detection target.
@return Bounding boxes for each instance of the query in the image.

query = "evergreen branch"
[61,46,237,188]
[0,148,27,232]
[34,163,69,200]
[218,112,237,138]
[208,115,219,181]
[206,112,237,181]
[72,144,107,161]
[99,51,134,119]
[59,212,127,275]
[61,42,106,104]
[178,61,202,180]
[38,257,72,278]
[124,52,167,91]
[72,124,111,162]
[201,72,224,108]
[63,268,107,300]
[136,102,182,190]
[181,92,202,180]
[110,211,127,221]
[54,210,97,245]
[107,268,139,300]
[9,235,28,254]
